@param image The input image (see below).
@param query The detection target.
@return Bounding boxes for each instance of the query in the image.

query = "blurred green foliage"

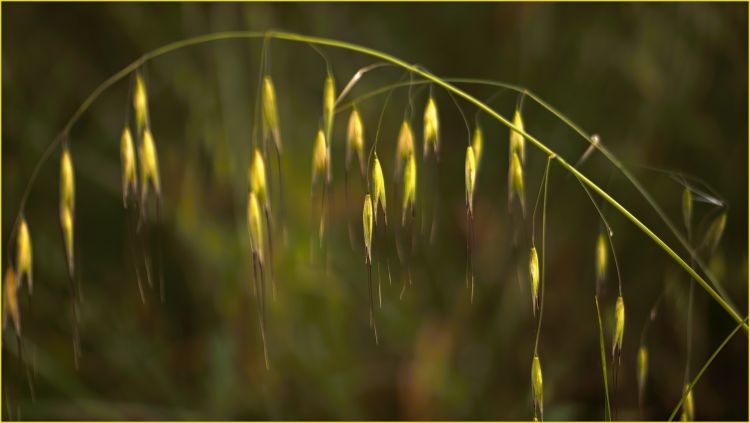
[2,3,747,420]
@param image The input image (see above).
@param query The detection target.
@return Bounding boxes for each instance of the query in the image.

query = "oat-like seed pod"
[16,218,33,294]
[681,384,694,421]
[704,211,726,253]
[529,246,540,316]
[323,74,336,138]
[596,231,608,285]
[60,147,75,275]
[133,73,149,132]
[395,120,414,176]
[139,128,161,203]
[531,354,544,419]
[247,191,264,262]
[120,127,137,207]
[311,129,328,187]
[465,146,476,214]
[250,149,268,208]
[3,268,20,334]
[423,97,439,158]
[363,194,374,262]
[371,155,387,226]
[262,75,282,153]
[637,345,648,403]
[402,153,416,225]
[472,125,483,170]
[509,151,526,215]
[510,109,526,164]
[682,187,693,234]
[346,108,365,176]
[613,295,625,358]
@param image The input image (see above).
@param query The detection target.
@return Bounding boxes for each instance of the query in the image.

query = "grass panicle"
[59,146,75,277]
[346,107,366,178]
[395,120,414,178]
[139,128,162,207]
[371,155,387,226]
[531,354,544,420]
[250,148,269,208]
[401,152,416,225]
[133,72,149,132]
[529,246,540,316]
[312,128,328,188]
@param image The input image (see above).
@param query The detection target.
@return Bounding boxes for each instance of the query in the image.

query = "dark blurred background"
[2,2,747,420]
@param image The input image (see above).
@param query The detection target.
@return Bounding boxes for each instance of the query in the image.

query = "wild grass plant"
[2,24,746,421]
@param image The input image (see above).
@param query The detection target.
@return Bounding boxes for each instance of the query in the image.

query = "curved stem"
[534,157,552,355]
[667,316,748,421]
[7,30,746,331]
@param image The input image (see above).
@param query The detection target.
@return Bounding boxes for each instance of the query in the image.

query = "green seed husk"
[363,194,374,262]
[472,125,484,170]
[395,120,414,176]
[133,72,148,133]
[531,354,544,419]
[247,191,264,262]
[637,344,648,404]
[423,96,439,159]
[60,146,75,276]
[682,187,693,235]
[510,109,526,164]
[371,155,387,226]
[3,268,20,335]
[262,75,282,153]
[529,246,540,316]
[16,217,33,295]
[139,128,161,203]
[346,107,366,177]
[596,231,608,286]
[509,151,526,215]
[613,295,625,358]
[703,211,727,253]
[120,127,137,207]
[402,152,416,225]
[250,149,268,208]
[465,145,477,214]
[312,129,328,187]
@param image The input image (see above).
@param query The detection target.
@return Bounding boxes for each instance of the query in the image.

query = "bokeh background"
[2,2,748,420]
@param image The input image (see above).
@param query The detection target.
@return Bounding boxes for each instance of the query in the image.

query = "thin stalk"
[667,316,748,421]
[7,30,745,331]
[595,295,613,421]
[534,157,552,355]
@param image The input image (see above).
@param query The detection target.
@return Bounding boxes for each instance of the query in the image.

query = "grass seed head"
[120,127,137,207]
[312,129,328,186]
[262,75,282,153]
[510,109,526,164]
[16,217,33,294]
[704,211,727,253]
[371,155,387,226]
[596,231,608,285]
[247,191,264,262]
[346,108,365,176]
[250,149,268,208]
[529,246,540,316]
[3,268,20,334]
[139,128,161,202]
[396,120,414,175]
[423,96,439,158]
[613,295,625,358]
[681,384,695,421]
[465,145,476,214]
[363,194,374,262]
[637,344,648,398]
[509,151,526,215]
[402,152,416,225]
[531,354,544,419]
[134,72,149,132]
[682,187,693,233]
[323,74,336,138]
[60,146,75,213]
[472,125,484,169]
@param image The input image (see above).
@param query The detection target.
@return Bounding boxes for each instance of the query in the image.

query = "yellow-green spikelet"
[363,194,374,262]
[465,146,476,214]
[613,295,625,357]
[423,97,439,158]
[120,127,137,206]
[596,232,608,285]
[3,268,20,334]
[472,125,483,170]
[133,72,149,133]
[371,155,387,226]
[402,153,416,225]
[250,149,268,208]
[531,355,543,419]
[247,191,264,262]
[346,108,365,176]
[262,75,282,153]
[312,129,328,187]
[16,217,33,294]
[60,146,75,276]
[139,128,161,203]
[529,246,540,316]
[510,109,526,164]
